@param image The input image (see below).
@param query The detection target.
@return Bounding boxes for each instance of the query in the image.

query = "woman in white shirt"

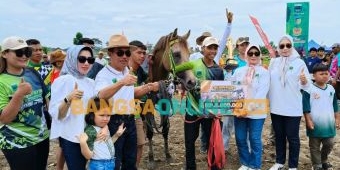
[233,44,270,170]
[268,35,310,170]
[49,45,96,170]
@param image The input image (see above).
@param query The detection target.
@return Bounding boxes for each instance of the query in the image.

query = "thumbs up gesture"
[299,68,307,85]
[67,82,84,101]
[121,67,137,86]
[16,78,32,96]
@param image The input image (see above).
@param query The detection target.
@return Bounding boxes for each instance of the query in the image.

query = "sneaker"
[269,163,284,170]
[288,168,297,170]
[238,165,249,170]
[322,162,333,170]
[312,164,323,170]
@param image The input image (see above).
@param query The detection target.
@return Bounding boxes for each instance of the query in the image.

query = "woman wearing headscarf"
[49,45,95,170]
[0,36,49,170]
[232,44,270,170]
[268,35,310,170]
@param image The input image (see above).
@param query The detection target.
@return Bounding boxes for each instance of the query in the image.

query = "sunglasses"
[8,47,32,58]
[77,56,95,64]
[247,51,260,57]
[279,43,292,49]
[115,49,131,57]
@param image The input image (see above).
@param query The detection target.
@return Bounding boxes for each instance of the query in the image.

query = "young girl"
[78,97,125,170]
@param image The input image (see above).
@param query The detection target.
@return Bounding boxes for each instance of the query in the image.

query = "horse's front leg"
[161,115,173,163]
[145,113,155,169]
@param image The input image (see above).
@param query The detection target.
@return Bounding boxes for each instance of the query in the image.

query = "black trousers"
[2,138,49,170]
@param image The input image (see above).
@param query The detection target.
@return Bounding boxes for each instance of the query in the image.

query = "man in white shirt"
[95,51,108,66]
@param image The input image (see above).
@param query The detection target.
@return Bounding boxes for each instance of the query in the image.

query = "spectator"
[0,36,49,170]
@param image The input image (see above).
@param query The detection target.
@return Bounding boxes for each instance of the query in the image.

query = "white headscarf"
[60,45,93,78]
[277,35,300,87]
[244,44,261,85]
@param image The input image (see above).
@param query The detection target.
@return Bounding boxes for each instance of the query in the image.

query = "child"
[222,58,238,153]
[78,97,125,170]
[303,63,340,170]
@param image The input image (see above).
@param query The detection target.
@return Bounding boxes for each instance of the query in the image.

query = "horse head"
[152,28,196,90]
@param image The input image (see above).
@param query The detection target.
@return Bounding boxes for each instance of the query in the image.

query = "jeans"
[222,116,234,151]
[309,137,334,165]
[89,159,115,170]
[184,114,222,170]
[271,113,301,168]
[2,138,49,170]
[234,117,265,169]
[59,138,87,170]
[108,115,137,170]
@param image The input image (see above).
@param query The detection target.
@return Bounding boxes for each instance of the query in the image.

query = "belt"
[112,114,135,121]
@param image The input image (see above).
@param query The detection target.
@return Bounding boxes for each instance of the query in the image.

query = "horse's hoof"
[147,161,155,170]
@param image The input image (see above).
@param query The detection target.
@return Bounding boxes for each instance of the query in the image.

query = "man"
[185,37,224,170]
[234,37,250,67]
[189,32,212,61]
[306,47,322,73]
[95,34,157,170]
[95,51,108,66]
[26,39,52,129]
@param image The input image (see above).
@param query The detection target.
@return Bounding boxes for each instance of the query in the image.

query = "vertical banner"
[286,2,309,58]
[249,15,276,58]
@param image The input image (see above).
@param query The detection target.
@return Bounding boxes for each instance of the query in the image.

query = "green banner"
[286,2,309,58]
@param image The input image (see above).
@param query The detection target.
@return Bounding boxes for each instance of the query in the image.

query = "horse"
[145,28,196,169]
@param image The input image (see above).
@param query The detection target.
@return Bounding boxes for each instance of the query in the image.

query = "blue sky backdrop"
[0,0,338,49]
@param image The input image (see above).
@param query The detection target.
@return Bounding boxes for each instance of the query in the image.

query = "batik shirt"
[0,68,49,149]
[187,58,224,116]
[85,125,115,160]
[303,84,339,138]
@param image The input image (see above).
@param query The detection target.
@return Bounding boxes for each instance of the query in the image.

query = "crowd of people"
[0,10,340,170]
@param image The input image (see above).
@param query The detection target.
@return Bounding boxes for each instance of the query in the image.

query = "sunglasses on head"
[279,43,292,49]
[247,51,260,57]
[77,56,95,64]
[8,47,32,58]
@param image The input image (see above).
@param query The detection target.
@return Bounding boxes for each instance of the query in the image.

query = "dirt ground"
[0,114,339,170]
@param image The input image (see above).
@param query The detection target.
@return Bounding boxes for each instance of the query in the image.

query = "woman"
[268,35,310,170]
[49,45,95,170]
[0,36,49,170]
[233,45,270,170]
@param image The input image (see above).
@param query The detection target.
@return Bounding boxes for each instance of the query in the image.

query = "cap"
[1,36,28,52]
[236,37,250,45]
[202,37,219,47]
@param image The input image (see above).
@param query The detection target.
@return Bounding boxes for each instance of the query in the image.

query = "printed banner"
[200,80,269,116]
[249,15,276,58]
[286,2,310,57]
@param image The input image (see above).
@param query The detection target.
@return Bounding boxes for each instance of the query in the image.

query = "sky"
[0,0,339,49]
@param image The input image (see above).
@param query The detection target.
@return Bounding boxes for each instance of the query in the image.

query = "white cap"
[1,36,28,52]
[202,37,219,47]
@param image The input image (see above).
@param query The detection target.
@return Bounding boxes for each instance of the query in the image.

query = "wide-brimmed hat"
[196,32,212,46]
[1,36,28,52]
[103,34,130,51]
